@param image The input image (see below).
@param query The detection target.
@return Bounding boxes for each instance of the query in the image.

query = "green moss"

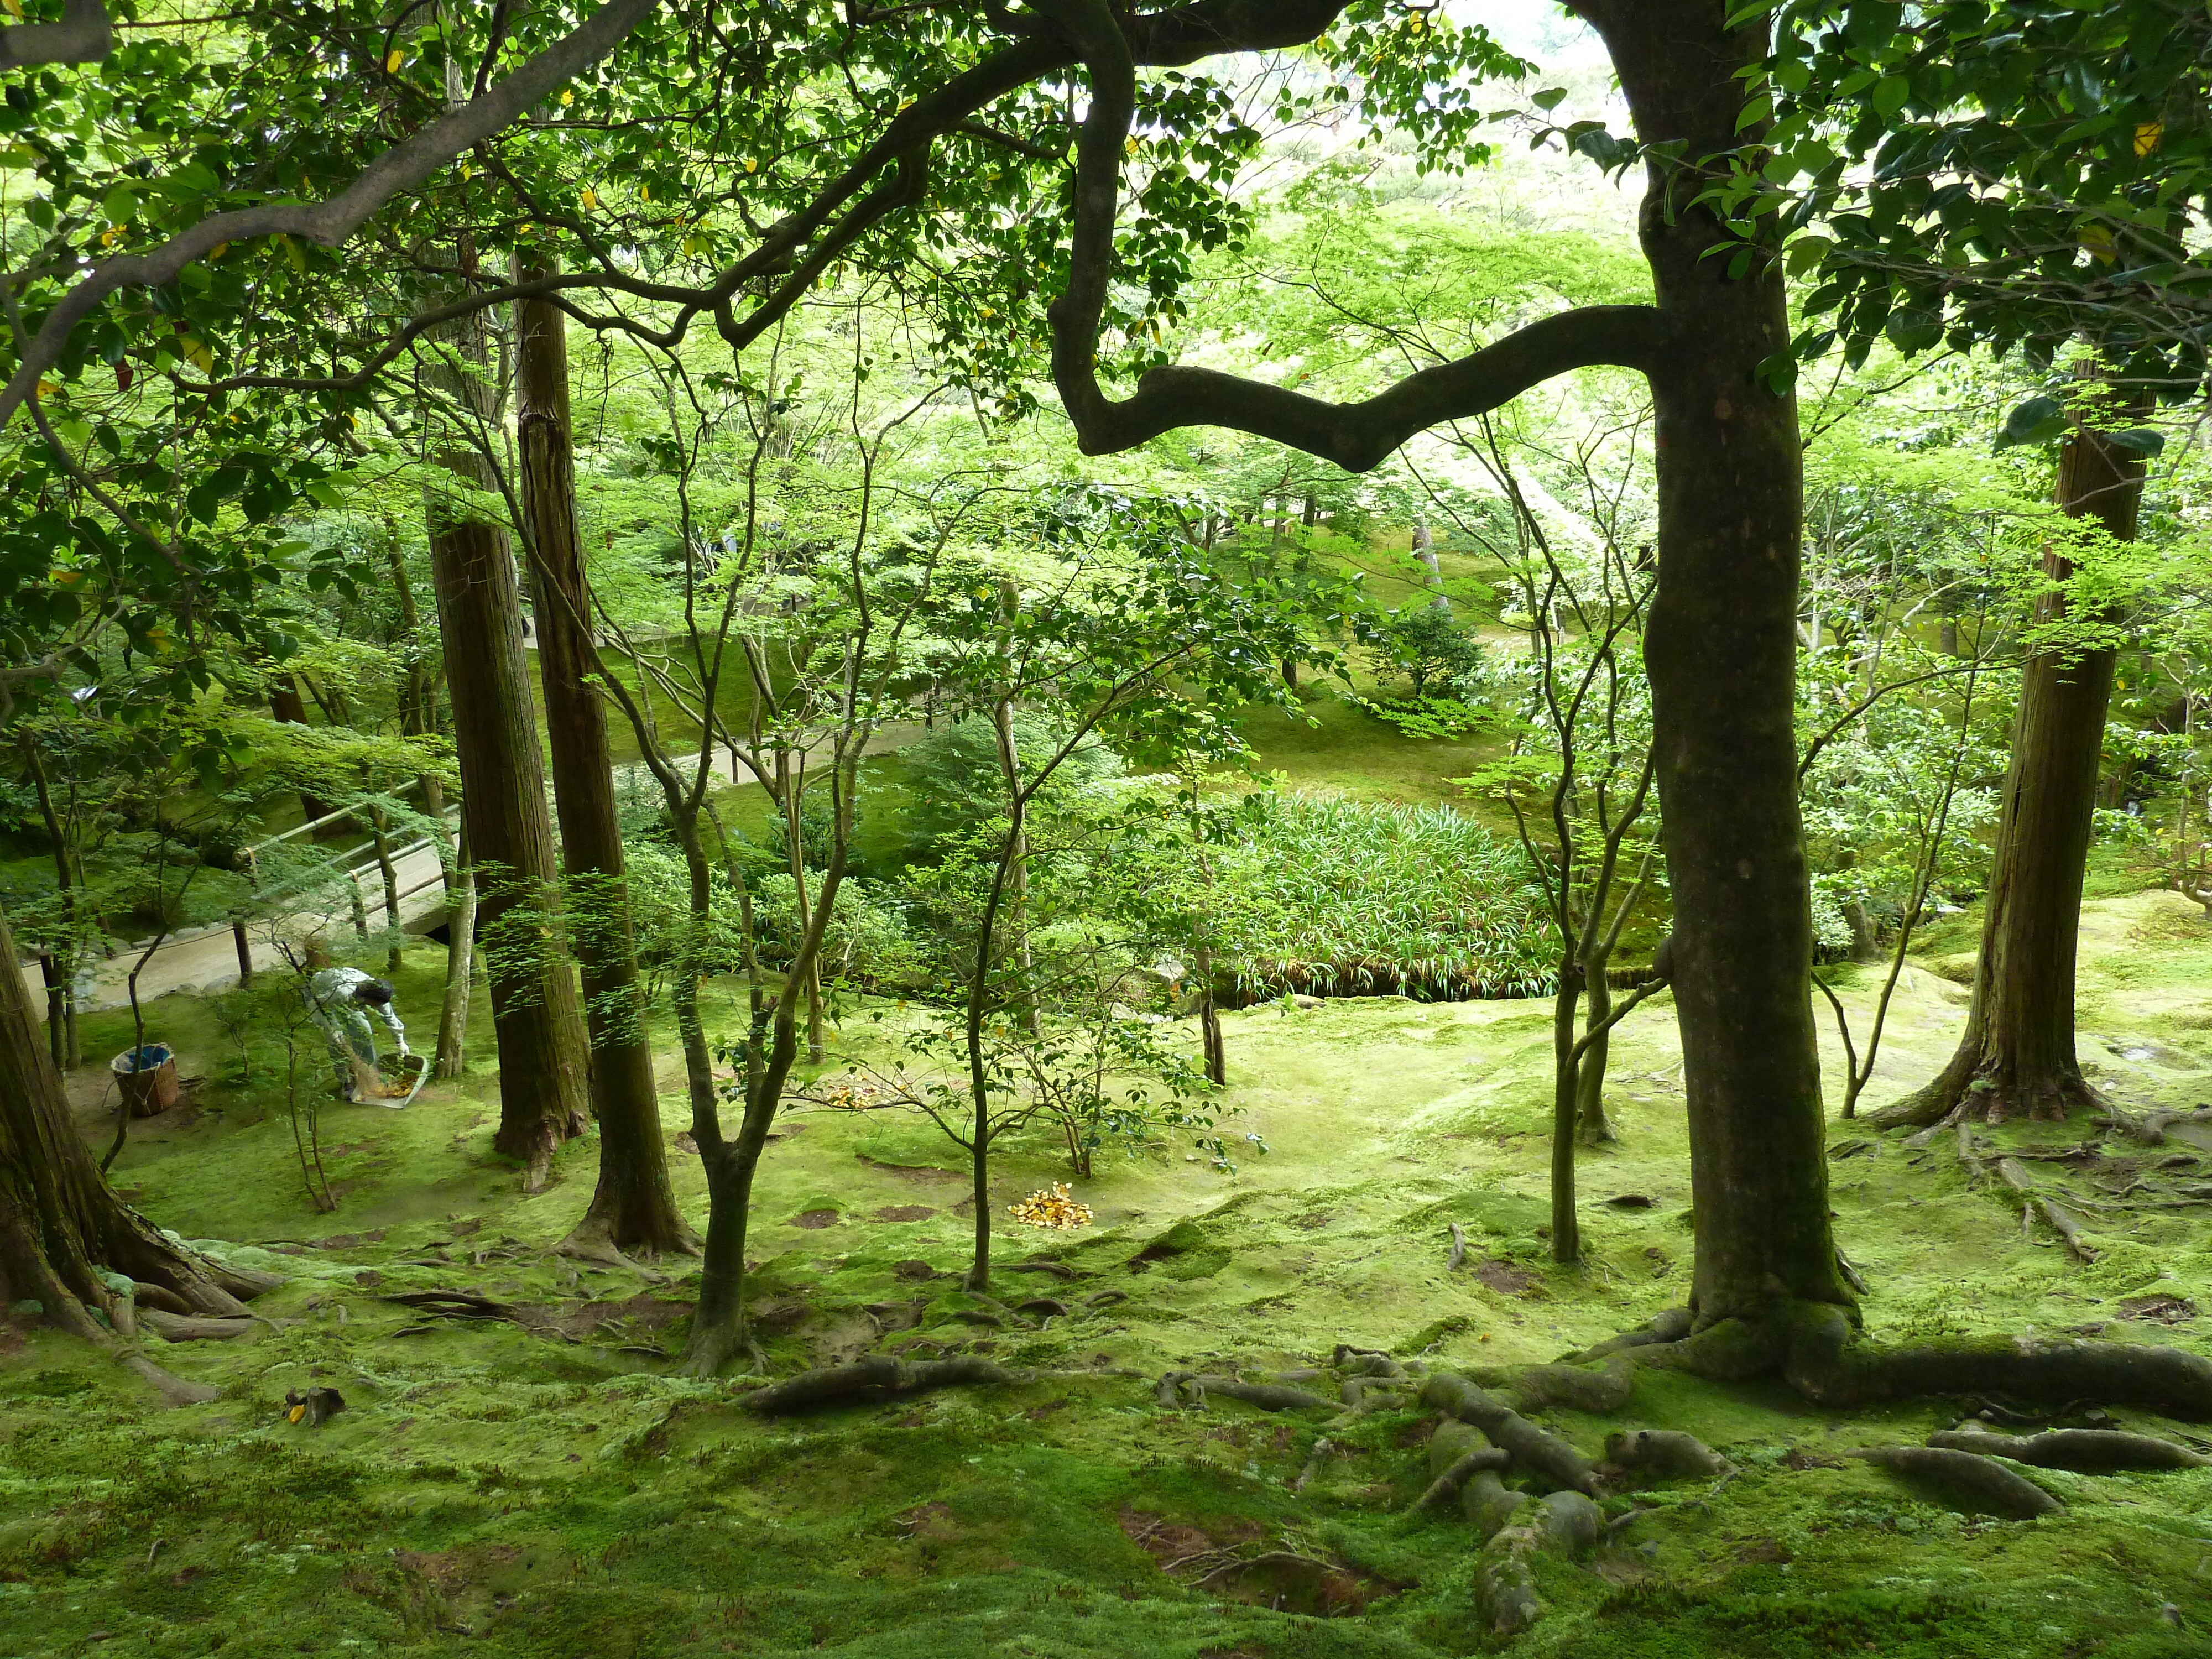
[8,890,2212,1655]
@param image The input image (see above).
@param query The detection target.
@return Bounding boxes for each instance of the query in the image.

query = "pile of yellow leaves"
[1008,1183,1093,1230]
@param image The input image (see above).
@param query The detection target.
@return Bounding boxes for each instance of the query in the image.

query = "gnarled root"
[1865,1046,2108,1132]
[1852,1446,2060,1519]
[1408,1445,1511,1514]
[1928,1426,2209,1472]
[1158,1371,1335,1412]
[1473,1489,1603,1636]
[1482,1353,1637,1413]
[1774,1302,2212,1418]
[1565,1307,1693,1364]
[738,1354,1017,1413]
[1602,1428,1733,1486]
[1421,1373,1598,1495]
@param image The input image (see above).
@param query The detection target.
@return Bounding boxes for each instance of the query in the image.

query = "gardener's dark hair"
[356,978,395,1006]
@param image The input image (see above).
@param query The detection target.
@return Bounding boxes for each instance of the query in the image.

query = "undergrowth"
[6,889,2212,1656]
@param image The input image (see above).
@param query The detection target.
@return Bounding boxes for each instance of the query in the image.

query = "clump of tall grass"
[1215,795,1556,1002]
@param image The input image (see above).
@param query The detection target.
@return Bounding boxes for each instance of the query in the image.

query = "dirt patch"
[891,1260,943,1282]
[873,1205,936,1223]
[1118,1507,1390,1617]
[316,1229,387,1249]
[895,1500,960,1541]
[2119,1293,2197,1324]
[554,1291,696,1342]
[858,1154,964,1183]
[789,1209,841,1230]
[393,1543,522,1589]
[1475,1259,1538,1296]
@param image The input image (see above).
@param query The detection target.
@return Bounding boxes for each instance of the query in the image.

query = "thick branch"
[0,0,111,68]
[0,0,664,429]
[1039,0,1660,467]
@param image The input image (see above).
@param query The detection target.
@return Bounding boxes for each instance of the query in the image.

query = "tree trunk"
[423,300,590,1186]
[435,823,475,1080]
[21,741,81,1068]
[267,674,336,830]
[1575,952,1616,1146]
[0,894,273,1403]
[1586,1,1849,1327]
[371,808,403,977]
[1868,380,2148,1129]
[1414,518,1451,613]
[515,255,691,1257]
[1549,961,1584,1262]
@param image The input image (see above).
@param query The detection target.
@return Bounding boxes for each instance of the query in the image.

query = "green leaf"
[1870,76,1910,120]
[2106,427,2166,458]
[1995,395,2068,450]
[1531,87,1568,112]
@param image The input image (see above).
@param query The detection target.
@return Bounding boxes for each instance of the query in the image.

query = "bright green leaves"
[1308,0,1529,177]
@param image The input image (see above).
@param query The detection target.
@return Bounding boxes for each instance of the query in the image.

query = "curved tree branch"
[0,0,666,430]
[0,0,111,69]
[14,1,1366,423]
[1039,0,1663,470]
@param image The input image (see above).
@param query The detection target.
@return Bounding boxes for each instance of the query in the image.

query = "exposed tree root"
[1473,1489,1601,1636]
[1334,1345,1408,1377]
[1947,1122,2101,1260]
[554,1220,695,1270]
[2098,1105,2212,1147]
[738,1354,1018,1414]
[1602,1428,1732,1485]
[1408,1446,1510,1513]
[1564,1307,1693,1362]
[1159,1371,1335,1412]
[1291,1436,1332,1492]
[139,1311,257,1342]
[1421,1374,1599,1495]
[1865,1050,2108,1131]
[1003,1260,1078,1280]
[1601,1301,2212,1418]
[1928,1426,2209,1472]
[1852,1445,2060,1518]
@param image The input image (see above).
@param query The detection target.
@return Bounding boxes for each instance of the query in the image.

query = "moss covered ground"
[6,890,2212,1657]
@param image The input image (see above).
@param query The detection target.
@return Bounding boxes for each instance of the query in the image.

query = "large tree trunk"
[515,256,692,1257]
[0,895,274,1403]
[1868,379,2148,1130]
[1586,1,1850,1327]
[423,299,590,1188]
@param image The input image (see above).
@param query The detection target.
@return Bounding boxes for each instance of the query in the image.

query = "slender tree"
[1870,383,2152,1126]
[421,299,590,1188]
[514,252,691,1255]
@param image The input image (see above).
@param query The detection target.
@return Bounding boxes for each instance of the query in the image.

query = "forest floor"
[6,887,2212,1657]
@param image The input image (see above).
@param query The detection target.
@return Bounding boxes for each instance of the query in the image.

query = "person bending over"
[306,965,409,1103]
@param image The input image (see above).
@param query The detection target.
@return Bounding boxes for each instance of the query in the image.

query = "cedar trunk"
[1869,387,2148,1128]
[424,304,590,1187]
[0,894,273,1399]
[515,259,691,1255]
[1585,2,1850,1324]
